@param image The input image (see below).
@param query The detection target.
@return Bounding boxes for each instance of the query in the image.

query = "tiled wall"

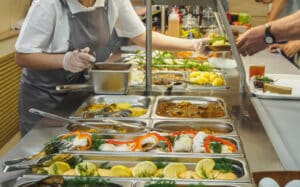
[0,0,31,33]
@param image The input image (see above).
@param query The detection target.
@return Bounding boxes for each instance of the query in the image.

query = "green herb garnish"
[92,134,106,151]
[210,142,222,153]
[214,158,233,173]
[255,76,274,83]
[145,180,176,187]
[154,161,169,169]
[99,161,111,169]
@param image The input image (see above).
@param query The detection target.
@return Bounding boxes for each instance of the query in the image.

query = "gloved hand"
[63,47,96,73]
[192,38,210,56]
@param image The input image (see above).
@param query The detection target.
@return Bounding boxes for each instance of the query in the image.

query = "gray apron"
[19,0,113,136]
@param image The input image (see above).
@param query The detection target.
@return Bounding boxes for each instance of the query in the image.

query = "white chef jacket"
[15,0,145,54]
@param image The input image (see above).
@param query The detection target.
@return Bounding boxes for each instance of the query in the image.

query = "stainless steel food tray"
[16,176,133,187]
[64,119,150,135]
[59,133,243,157]
[151,120,237,136]
[152,96,229,120]
[135,181,252,187]
[24,154,251,183]
[70,95,155,119]
[130,71,187,92]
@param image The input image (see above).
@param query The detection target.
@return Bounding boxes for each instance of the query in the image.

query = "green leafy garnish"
[255,76,274,83]
[92,134,106,151]
[154,161,169,169]
[145,180,176,187]
[188,183,207,187]
[214,158,233,173]
[63,177,114,187]
[99,161,111,169]
[210,142,222,153]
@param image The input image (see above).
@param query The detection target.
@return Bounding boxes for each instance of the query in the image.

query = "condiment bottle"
[168,8,180,37]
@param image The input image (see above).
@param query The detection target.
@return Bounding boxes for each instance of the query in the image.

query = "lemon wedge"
[75,161,98,176]
[110,165,132,177]
[132,161,157,177]
[48,161,70,175]
[163,163,187,178]
[195,158,215,178]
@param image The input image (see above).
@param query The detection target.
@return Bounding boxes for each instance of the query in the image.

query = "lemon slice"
[75,162,98,176]
[163,163,187,178]
[195,158,215,178]
[110,165,132,177]
[132,161,157,177]
[48,161,70,175]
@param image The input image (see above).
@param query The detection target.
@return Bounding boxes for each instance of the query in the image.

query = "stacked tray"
[7,95,251,186]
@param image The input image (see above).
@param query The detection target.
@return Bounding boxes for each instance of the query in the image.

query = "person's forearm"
[268,0,287,21]
[15,52,64,70]
[270,10,300,42]
[131,31,194,51]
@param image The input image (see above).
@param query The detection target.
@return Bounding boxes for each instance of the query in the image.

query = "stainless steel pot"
[56,63,132,94]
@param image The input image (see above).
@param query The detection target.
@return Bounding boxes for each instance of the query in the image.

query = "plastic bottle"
[201,6,216,28]
[168,8,180,37]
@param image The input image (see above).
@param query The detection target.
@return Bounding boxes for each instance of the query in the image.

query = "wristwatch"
[264,23,276,44]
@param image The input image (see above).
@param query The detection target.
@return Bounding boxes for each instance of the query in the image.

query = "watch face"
[265,36,274,44]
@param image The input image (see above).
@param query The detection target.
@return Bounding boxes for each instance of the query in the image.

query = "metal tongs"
[102,119,172,133]
[29,108,117,133]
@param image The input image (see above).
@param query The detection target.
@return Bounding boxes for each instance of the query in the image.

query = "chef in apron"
[16,0,208,136]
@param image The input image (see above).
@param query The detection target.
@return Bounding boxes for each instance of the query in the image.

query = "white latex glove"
[193,38,210,52]
[63,47,96,73]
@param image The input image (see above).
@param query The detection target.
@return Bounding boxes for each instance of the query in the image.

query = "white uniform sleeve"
[114,0,146,38]
[15,2,55,53]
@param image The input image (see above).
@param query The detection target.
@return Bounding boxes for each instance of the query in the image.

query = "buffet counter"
[0,50,285,186]
[242,50,300,170]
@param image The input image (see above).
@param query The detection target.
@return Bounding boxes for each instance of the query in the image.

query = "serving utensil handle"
[29,108,82,126]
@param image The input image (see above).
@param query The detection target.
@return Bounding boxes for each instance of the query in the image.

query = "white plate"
[249,74,300,99]
[121,45,145,53]
[208,57,237,69]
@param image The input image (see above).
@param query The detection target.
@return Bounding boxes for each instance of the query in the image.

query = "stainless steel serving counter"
[0,52,286,186]
[243,50,300,170]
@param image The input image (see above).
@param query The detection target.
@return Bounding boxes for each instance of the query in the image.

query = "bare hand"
[236,25,268,56]
[281,40,300,57]
[268,43,282,53]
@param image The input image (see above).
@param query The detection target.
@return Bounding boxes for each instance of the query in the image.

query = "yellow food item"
[163,163,187,179]
[128,107,147,117]
[194,77,209,85]
[189,71,225,86]
[48,161,71,175]
[208,170,237,180]
[132,161,157,177]
[189,71,201,78]
[98,168,112,177]
[178,170,201,179]
[116,102,132,110]
[195,158,215,178]
[154,168,164,178]
[63,169,76,176]
[212,77,225,86]
[75,162,98,176]
[110,165,132,177]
